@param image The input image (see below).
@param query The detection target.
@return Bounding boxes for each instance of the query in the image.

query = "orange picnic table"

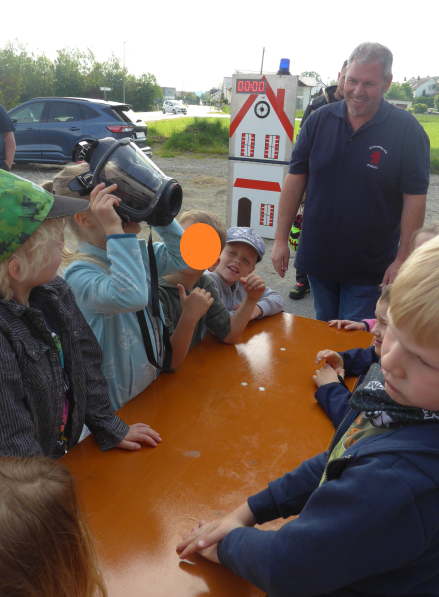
[63,313,372,597]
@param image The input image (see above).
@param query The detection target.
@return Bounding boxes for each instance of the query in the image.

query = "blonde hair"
[391,236,439,347]
[379,284,391,304]
[0,456,107,597]
[0,218,66,301]
[41,164,109,273]
[179,210,227,251]
[409,220,439,253]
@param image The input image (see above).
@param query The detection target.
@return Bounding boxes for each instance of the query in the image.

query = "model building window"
[260,204,274,226]
[241,133,255,157]
[264,135,280,159]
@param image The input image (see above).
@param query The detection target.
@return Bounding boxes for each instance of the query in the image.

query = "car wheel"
[73,142,91,163]
[162,109,165,114]
[173,109,176,114]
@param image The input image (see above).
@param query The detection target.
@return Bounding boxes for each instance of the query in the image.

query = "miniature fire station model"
[226,59,298,239]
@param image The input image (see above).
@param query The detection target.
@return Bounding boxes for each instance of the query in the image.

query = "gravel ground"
[11,160,439,320]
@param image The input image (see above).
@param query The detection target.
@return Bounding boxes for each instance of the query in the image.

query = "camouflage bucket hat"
[0,170,89,264]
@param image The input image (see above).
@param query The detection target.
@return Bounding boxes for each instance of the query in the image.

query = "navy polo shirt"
[289,100,430,285]
[0,104,15,162]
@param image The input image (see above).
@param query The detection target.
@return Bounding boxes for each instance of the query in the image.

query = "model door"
[9,101,45,160]
[41,102,84,161]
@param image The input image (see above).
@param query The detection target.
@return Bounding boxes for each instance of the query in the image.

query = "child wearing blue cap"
[205,227,283,320]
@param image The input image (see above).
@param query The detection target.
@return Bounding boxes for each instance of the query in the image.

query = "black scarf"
[350,364,439,427]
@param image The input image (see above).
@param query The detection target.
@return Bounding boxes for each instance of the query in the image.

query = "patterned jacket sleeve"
[0,334,43,456]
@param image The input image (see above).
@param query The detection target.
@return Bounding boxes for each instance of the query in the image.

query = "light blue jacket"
[64,221,186,411]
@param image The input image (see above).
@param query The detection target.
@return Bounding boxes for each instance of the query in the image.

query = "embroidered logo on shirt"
[367,145,387,170]
[370,151,381,165]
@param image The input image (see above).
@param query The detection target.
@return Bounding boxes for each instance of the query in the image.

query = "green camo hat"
[0,170,89,264]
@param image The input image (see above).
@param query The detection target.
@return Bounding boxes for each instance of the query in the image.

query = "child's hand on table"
[241,273,266,303]
[178,285,214,324]
[315,349,344,372]
[177,502,256,562]
[328,319,367,331]
[313,363,345,387]
[116,423,162,450]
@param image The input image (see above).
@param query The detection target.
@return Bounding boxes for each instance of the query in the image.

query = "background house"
[296,76,318,110]
[223,76,232,103]
[408,77,439,98]
[161,87,176,100]
[385,98,413,110]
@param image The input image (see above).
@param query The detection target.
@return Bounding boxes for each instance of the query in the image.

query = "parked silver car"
[162,101,187,115]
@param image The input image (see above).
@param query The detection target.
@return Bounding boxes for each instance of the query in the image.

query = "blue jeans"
[308,276,381,322]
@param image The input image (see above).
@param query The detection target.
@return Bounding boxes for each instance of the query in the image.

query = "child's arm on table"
[223,274,266,343]
[167,285,214,369]
[328,318,376,331]
[73,296,161,451]
[178,451,424,597]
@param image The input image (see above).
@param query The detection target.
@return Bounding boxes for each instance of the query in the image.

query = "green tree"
[435,95,439,110]
[385,82,414,101]
[126,72,163,111]
[0,41,24,109]
[54,48,88,97]
[19,53,55,101]
[300,71,322,82]
[413,103,428,114]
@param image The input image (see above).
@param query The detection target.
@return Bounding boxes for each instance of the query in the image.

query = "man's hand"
[313,363,344,387]
[271,239,291,278]
[241,273,265,302]
[328,319,367,331]
[177,502,256,560]
[315,349,344,373]
[178,285,214,324]
[116,423,162,450]
[380,258,404,286]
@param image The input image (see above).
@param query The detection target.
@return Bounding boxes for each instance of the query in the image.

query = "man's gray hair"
[348,42,393,81]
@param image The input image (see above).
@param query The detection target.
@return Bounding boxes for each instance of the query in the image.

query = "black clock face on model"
[254,101,270,118]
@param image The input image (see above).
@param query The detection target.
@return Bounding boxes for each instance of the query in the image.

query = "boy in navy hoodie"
[312,284,390,428]
[177,237,439,597]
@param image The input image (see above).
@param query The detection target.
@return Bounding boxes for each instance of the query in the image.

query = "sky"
[4,0,437,94]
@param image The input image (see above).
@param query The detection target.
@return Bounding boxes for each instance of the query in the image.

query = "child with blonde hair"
[45,162,186,411]
[0,171,159,457]
[177,234,439,596]
[0,456,107,597]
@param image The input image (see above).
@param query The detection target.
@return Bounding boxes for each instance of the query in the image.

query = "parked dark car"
[8,97,152,164]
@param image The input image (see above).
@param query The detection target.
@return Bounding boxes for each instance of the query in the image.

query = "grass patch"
[145,112,439,172]
[414,114,439,174]
[146,117,229,156]
[295,108,304,119]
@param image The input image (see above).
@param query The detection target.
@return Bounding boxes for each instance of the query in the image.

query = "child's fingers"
[117,439,142,451]
[177,284,186,304]
[328,320,339,327]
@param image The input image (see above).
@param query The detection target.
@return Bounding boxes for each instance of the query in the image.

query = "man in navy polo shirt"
[271,42,430,322]
[0,104,16,172]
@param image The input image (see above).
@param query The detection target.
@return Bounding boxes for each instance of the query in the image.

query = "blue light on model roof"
[278,59,290,75]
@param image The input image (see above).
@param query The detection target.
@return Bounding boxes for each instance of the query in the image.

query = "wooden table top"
[63,313,372,597]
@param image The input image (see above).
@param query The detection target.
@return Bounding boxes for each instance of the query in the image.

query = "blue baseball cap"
[226,227,265,262]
